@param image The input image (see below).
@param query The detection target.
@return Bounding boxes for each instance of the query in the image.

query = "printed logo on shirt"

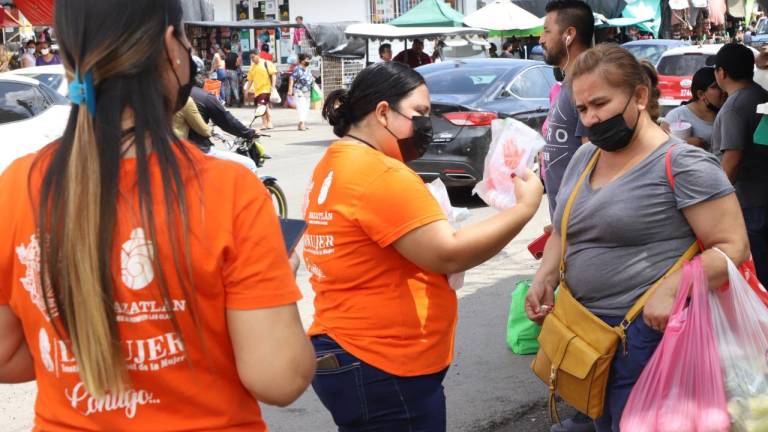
[65,382,160,419]
[16,234,58,320]
[39,327,55,373]
[304,234,335,256]
[124,332,186,372]
[37,328,80,376]
[121,228,155,290]
[302,180,314,218]
[114,299,187,323]
[317,171,334,205]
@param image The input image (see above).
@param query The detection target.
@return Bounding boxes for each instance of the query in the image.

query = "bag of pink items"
[620,256,730,432]
[709,248,768,432]
[472,118,545,210]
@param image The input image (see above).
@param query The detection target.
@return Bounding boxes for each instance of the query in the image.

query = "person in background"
[21,40,37,68]
[293,15,306,53]
[489,42,499,58]
[308,61,542,431]
[288,53,313,131]
[753,45,768,91]
[244,50,277,130]
[432,40,446,63]
[744,24,754,46]
[222,43,241,107]
[527,44,749,432]
[661,67,725,150]
[499,41,516,58]
[539,2,599,429]
[379,43,393,62]
[173,96,212,141]
[0,0,315,430]
[393,38,432,68]
[210,44,226,102]
[35,40,61,66]
[259,43,274,62]
[710,43,768,285]
[0,42,11,72]
[540,0,593,219]
[639,60,661,123]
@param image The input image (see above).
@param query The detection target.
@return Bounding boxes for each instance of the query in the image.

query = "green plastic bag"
[506,280,542,355]
[310,85,322,103]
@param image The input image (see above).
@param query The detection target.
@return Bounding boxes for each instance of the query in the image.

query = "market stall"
[389,0,465,27]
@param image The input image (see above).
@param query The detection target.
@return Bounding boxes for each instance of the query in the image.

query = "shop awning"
[345,23,488,41]
[389,0,465,28]
[463,0,543,32]
[184,20,303,30]
[13,0,54,26]
[594,15,654,28]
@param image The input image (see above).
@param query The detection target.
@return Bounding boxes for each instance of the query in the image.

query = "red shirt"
[393,49,432,68]
[259,52,274,62]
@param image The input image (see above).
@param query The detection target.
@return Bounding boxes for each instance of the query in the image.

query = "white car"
[0,75,70,174]
[4,64,68,96]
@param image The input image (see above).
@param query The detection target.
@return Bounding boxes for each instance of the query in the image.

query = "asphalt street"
[1,106,564,432]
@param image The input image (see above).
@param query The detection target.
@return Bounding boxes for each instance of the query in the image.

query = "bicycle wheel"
[264,180,288,219]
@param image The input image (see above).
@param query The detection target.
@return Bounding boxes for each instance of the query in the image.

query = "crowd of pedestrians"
[0,0,766,432]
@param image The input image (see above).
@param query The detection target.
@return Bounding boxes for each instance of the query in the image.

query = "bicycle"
[211,124,288,219]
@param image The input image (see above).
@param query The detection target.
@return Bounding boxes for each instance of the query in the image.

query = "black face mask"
[385,109,433,162]
[553,67,565,82]
[586,97,639,152]
[166,37,196,112]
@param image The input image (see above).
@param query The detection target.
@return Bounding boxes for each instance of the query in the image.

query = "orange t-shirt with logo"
[303,141,457,377]
[0,143,301,431]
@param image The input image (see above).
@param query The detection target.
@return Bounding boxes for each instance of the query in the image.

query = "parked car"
[0,75,69,174]
[751,17,768,47]
[4,65,68,96]
[621,39,689,66]
[440,38,489,60]
[411,59,554,188]
[657,44,759,117]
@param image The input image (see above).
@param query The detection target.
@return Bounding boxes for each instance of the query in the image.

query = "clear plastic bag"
[472,118,545,210]
[710,248,768,432]
[621,256,730,432]
[425,179,469,290]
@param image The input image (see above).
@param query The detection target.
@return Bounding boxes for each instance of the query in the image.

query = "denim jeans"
[311,335,448,432]
[593,315,664,432]
[743,206,768,285]
[223,70,240,104]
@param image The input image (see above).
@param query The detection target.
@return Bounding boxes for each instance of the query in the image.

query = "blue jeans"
[311,335,448,432]
[593,315,663,432]
[743,206,768,285]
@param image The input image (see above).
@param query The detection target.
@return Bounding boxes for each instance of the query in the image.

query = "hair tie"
[68,68,97,116]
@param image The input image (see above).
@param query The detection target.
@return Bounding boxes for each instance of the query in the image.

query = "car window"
[624,45,669,65]
[657,54,713,77]
[509,67,552,99]
[23,73,65,95]
[423,67,510,95]
[441,44,488,59]
[757,19,768,35]
[0,82,52,124]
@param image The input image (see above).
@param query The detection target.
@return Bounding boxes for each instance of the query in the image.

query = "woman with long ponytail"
[0,0,314,429]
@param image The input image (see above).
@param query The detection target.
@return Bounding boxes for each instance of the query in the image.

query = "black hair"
[502,41,513,51]
[26,40,36,47]
[379,43,392,56]
[322,62,425,137]
[545,0,594,47]
[688,67,717,103]
[261,43,270,52]
[296,15,303,20]
[223,42,232,51]
[298,53,311,62]
[490,42,498,50]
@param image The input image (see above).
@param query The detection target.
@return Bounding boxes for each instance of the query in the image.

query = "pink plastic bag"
[621,256,730,432]
[710,248,768,431]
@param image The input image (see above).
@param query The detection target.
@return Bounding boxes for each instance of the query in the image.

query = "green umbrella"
[389,0,465,27]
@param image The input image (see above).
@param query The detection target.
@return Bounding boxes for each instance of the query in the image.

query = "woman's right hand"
[513,169,544,214]
[525,273,556,325]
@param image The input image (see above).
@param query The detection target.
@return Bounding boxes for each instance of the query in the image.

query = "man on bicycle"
[189,56,260,173]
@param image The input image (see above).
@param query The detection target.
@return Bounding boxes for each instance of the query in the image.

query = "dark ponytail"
[322,62,425,137]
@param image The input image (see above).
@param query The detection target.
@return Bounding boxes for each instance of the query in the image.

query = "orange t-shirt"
[303,141,456,377]
[0,143,301,431]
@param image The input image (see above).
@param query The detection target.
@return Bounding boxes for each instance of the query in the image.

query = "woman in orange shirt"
[0,1,314,430]
[304,61,544,431]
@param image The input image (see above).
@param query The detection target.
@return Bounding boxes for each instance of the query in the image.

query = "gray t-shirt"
[712,83,768,208]
[553,140,734,316]
[543,84,587,217]
[664,104,714,150]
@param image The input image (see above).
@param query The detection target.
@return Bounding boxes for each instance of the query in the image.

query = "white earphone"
[565,35,572,45]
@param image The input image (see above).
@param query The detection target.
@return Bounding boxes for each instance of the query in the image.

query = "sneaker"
[550,413,596,432]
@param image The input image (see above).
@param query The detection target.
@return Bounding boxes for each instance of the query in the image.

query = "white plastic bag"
[472,118,545,210]
[425,179,469,290]
[710,248,768,432]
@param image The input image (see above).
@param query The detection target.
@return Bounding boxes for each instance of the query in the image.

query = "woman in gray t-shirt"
[661,67,725,151]
[525,45,749,432]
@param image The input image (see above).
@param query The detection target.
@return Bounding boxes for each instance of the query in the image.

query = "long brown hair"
[34,0,196,397]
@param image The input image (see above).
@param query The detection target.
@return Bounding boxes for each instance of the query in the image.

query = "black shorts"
[255,93,271,105]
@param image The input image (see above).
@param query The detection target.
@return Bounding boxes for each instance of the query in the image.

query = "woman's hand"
[513,169,544,214]
[525,273,557,325]
[642,277,678,332]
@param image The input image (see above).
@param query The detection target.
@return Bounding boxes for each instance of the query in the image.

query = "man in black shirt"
[222,43,241,107]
